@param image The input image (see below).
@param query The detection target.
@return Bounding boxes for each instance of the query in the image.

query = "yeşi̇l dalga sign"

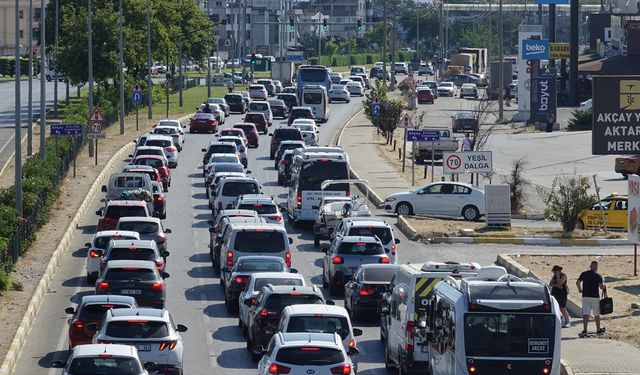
[592,76,640,155]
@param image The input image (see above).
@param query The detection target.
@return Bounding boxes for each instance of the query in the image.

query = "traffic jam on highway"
[44,66,562,375]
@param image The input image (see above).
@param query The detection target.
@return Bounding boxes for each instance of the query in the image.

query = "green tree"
[324,41,338,61]
[538,175,597,232]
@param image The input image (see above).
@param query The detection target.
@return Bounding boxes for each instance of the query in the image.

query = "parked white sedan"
[384,182,485,221]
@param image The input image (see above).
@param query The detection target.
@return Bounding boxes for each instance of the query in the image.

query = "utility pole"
[498,0,504,119]
[146,0,153,119]
[549,4,556,69]
[15,0,23,215]
[438,0,444,77]
[88,0,94,158]
[569,0,578,106]
[27,0,33,156]
[118,0,125,134]
[416,5,419,58]
[390,0,397,91]
[382,0,387,87]
[39,0,46,159]
[53,0,58,119]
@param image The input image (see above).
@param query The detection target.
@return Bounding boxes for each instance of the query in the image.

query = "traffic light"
[289,18,295,31]
[251,53,256,65]
[357,19,362,31]
[322,19,328,31]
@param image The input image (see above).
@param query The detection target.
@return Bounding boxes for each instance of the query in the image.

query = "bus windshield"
[464,313,556,357]
[299,160,349,190]
[299,69,329,83]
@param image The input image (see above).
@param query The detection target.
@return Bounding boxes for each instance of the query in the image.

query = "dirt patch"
[0,106,193,364]
[404,216,624,239]
[516,255,640,348]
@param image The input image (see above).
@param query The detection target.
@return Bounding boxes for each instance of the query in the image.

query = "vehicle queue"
[50,68,562,375]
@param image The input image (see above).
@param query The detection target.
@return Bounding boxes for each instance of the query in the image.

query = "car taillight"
[405,320,415,352]
[296,191,302,208]
[391,242,397,256]
[152,282,164,292]
[226,251,233,267]
[155,261,165,271]
[359,286,376,296]
[285,252,292,267]
[167,147,176,153]
[467,359,477,374]
[155,195,165,202]
[73,320,85,329]
[272,139,278,144]
[159,341,177,351]
[273,215,282,222]
[282,160,289,165]
[156,235,166,244]
[379,257,390,264]
[260,308,269,317]
[332,256,343,264]
[89,249,101,258]
[234,276,248,285]
[269,364,291,375]
[96,282,109,292]
[330,364,351,375]
[348,339,356,349]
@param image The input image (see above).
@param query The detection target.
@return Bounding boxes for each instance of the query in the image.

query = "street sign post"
[87,106,105,165]
[628,175,640,275]
[443,151,493,174]
[286,51,305,62]
[406,129,440,142]
[399,113,414,172]
[132,83,144,131]
[50,124,83,136]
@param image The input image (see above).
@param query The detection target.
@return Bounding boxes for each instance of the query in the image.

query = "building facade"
[0,0,46,56]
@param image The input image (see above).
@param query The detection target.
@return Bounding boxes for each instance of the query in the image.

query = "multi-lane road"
[10,92,625,375]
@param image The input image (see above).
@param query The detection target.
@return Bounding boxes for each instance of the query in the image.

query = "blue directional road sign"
[406,129,440,142]
[132,91,143,104]
[50,124,83,136]
[372,102,381,117]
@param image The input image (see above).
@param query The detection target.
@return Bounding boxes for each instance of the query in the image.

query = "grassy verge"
[151,84,248,117]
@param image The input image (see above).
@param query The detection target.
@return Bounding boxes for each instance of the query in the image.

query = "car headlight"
[385,197,396,202]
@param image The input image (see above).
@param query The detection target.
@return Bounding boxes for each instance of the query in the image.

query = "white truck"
[270,61,294,86]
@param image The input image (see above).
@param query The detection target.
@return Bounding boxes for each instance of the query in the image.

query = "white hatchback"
[85,230,140,284]
[143,134,179,168]
[51,344,157,374]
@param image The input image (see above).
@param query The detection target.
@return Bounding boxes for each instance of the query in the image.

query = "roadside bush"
[504,157,529,213]
[537,174,597,232]
[366,55,374,64]
[0,266,12,293]
[567,109,592,131]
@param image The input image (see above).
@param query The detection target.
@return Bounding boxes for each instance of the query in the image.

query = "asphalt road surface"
[10,91,626,375]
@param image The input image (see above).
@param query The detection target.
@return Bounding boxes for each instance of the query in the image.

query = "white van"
[301,85,329,123]
[249,101,273,126]
[380,262,480,375]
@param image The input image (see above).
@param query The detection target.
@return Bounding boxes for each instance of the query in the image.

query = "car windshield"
[303,92,323,104]
[440,82,454,87]
[348,227,392,244]
[114,177,146,188]
[300,68,328,83]
[251,103,268,111]
[117,221,159,234]
[235,125,256,134]
[208,145,237,154]
[237,203,278,215]
[212,164,244,174]
[222,181,259,196]
[225,95,242,103]
[219,138,243,147]
[153,128,175,135]
[104,206,147,219]
[337,241,385,255]
[332,85,346,90]
[195,113,214,120]
[265,294,324,311]
[135,149,162,157]
[275,347,344,366]
[67,357,143,375]
[209,155,239,164]
[274,129,302,140]
[236,259,285,272]
[145,140,171,148]
[464,313,556,357]
[108,248,156,261]
[158,121,179,127]
[363,268,396,283]
[220,130,242,137]
[286,316,350,339]
[94,235,137,249]
[134,158,163,168]
[104,268,157,281]
[254,278,303,290]
[245,114,265,122]
[457,112,475,119]
[77,303,132,320]
[269,100,285,107]
[233,231,285,252]
[295,125,315,132]
[105,320,169,339]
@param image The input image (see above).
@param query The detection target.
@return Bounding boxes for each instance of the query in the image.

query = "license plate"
[121,289,141,295]
[420,344,429,353]
[135,344,151,351]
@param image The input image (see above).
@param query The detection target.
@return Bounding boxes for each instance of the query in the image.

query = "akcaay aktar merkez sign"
[592,76,640,155]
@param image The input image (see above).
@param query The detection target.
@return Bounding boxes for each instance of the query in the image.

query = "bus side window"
[391,288,399,320]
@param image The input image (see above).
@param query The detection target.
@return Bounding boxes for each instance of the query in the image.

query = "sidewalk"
[339,111,640,375]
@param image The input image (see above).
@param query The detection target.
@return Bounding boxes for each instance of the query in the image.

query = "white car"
[143,134,179,168]
[578,98,592,112]
[254,333,358,375]
[84,230,140,284]
[292,122,319,135]
[249,101,274,126]
[91,308,187,375]
[207,171,246,207]
[384,181,485,221]
[437,81,456,97]
[346,81,364,97]
[459,83,478,99]
[329,84,351,103]
[131,146,167,161]
[207,97,231,116]
[152,125,184,150]
[218,135,249,167]
[234,194,284,225]
[156,119,186,134]
[51,344,157,374]
[212,176,261,214]
[300,130,318,146]
[238,272,306,334]
[249,84,268,100]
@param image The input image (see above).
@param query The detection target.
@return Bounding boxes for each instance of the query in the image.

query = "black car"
[344,264,398,321]
[245,285,329,354]
[277,93,299,110]
[224,93,247,113]
[287,107,315,126]
[268,99,289,119]
[451,111,479,133]
[268,127,303,159]
[224,255,291,313]
[95,260,169,308]
[277,151,295,186]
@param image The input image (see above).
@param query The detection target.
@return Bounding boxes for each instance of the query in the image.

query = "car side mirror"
[395,238,401,244]
[322,247,328,253]
[353,328,363,337]
[85,242,91,248]
[161,272,170,279]
[144,362,159,371]
[252,345,267,357]
[326,300,335,306]
[290,268,298,274]
[416,190,424,195]
[348,347,360,356]
[246,170,251,174]
[268,133,273,136]
[51,360,65,368]
[65,307,75,315]
[176,324,188,332]
[128,154,133,158]
[101,185,107,193]
[288,237,293,245]
[162,250,170,258]
[164,229,172,234]
[95,209,102,216]
[379,302,390,315]
[201,148,207,152]
[244,298,255,307]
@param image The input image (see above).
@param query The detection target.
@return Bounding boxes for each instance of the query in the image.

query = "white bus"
[301,84,330,123]
[428,266,562,375]
[287,151,350,225]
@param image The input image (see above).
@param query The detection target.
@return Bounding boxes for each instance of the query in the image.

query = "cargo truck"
[448,53,475,72]
[487,61,513,100]
[458,47,488,73]
[413,129,458,162]
[270,61,294,85]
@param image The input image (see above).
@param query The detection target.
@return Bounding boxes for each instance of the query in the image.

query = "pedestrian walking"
[576,260,607,337]
[461,133,472,151]
[227,79,234,93]
[550,265,571,328]
[504,86,511,104]
[546,112,555,133]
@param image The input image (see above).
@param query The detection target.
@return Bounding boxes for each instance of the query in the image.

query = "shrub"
[567,109,592,131]
[0,267,12,293]
[504,157,529,213]
[538,174,597,232]
[366,55,374,64]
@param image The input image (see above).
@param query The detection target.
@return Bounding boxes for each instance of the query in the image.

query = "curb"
[561,359,574,375]
[396,215,421,241]
[512,213,546,220]
[433,237,628,246]
[0,114,191,375]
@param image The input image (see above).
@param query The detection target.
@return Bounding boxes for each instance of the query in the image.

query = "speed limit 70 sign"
[443,151,492,174]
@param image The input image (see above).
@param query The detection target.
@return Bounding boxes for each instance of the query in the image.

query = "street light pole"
[39,0,46,160]
[382,0,387,86]
[15,0,23,216]
[88,0,95,158]
[146,0,153,119]
[498,0,504,119]
[27,0,33,156]
[118,0,125,134]
[179,0,184,107]
[53,0,58,118]
[390,0,397,91]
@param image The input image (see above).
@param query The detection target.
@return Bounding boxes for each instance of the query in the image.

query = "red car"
[233,123,259,148]
[244,112,268,134]
[417,88,435,104]
[66,295,137,348]
[131,155,171,191]
[190,113,218,133]
[96,200,150,231]
[219,128,248,145]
